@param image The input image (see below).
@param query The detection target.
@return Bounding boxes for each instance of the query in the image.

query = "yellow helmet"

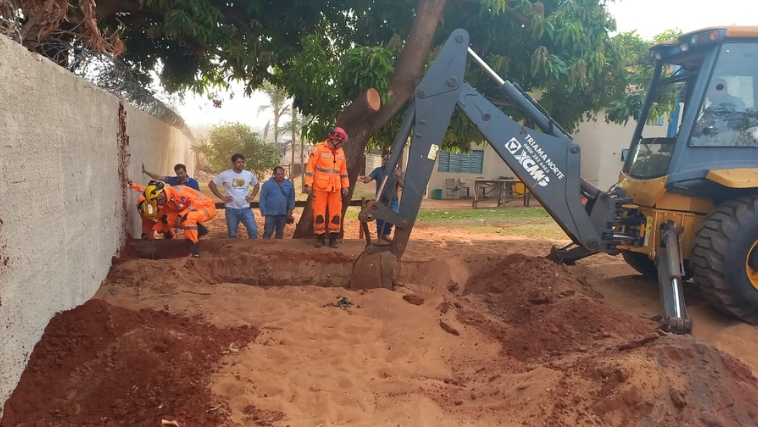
[143,180,165,203]
[138,200,159,219]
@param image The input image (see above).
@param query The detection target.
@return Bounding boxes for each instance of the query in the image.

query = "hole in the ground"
[115,238,444,288]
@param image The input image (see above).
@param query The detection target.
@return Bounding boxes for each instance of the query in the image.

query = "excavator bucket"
[348,249,396,290]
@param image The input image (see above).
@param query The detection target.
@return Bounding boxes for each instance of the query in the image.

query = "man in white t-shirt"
[208,153,261,238]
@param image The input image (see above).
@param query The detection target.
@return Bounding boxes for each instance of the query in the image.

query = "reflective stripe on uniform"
[202,208,210,217]
[340,174,348,178]
[315,167,341,174]
[304,172,313,176]
[185,226,198,230]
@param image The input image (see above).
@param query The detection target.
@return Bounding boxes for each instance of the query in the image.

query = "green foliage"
[95,0,355,96]
[605,28,683,125]
[257,81,291,143]
[76,0,680,152]
[279,0,638,148]
[278,33,343,130]
[193,123,281,177]
[339,45,395,105]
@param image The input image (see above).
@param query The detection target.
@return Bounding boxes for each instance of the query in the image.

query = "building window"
[437,150,484,174]
[648,115,665,126]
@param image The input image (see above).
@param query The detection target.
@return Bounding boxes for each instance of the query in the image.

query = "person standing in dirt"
[143,181,215,257]
[142,163,200,191]
[358,149,404,242]
[259,166,296,239]
[208,153,261,239]
[304,126,350,248]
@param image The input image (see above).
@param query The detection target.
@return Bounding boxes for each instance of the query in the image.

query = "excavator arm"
[349,29,691,334]
[352,29,623,261]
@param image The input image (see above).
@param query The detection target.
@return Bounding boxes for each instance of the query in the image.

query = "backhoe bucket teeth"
[547,244,598,266]
[349,250,396,290]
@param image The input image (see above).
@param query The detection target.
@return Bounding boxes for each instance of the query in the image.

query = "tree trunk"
[274,115,279,144]
[292,0,448,239]
[300,137,305,189]
[290,104,296,180]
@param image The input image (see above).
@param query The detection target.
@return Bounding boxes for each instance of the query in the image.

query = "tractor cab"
[621,27,758,202]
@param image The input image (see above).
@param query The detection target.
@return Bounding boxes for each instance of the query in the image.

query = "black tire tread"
[691,196,758,324]
[622,251,658,279]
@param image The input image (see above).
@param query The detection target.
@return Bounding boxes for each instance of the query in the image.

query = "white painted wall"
[573,114,668,191]
[0,35,195,416]
[427,143,515,198]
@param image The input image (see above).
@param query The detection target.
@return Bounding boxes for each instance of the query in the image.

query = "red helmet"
[328,126,347,141]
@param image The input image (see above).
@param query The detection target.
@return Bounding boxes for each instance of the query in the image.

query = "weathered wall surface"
[0,35,195,417]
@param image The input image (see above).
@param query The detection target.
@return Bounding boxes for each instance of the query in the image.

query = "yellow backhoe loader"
[350,26,758,334]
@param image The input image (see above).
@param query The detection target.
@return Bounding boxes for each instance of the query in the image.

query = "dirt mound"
[462,253,651,361]
[542,335,758,426]
[457,253,758,426]
[1,299,260,427]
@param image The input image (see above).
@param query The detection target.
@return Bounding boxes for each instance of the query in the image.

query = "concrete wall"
[0,35,195,416]
[573,114,668,191]
[427,143,516,198]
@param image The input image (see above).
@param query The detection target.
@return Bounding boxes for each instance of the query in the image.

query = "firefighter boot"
[188,242,200,258]
[315,234,325,248]
[329,233,338,248]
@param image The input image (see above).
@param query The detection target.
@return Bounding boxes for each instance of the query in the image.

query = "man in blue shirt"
[259,166,296,239]
[358,149,404,242]
[142,163,200,191]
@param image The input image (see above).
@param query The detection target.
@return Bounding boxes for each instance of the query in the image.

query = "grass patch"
[416,206,568,240]
[346,205,570,241]
[416,206,547,221]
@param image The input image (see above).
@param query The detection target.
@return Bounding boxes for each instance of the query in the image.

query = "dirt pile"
[457,253,758,426]
[1,299,261,427]
[6,248,758,427]
[462,253,651,361]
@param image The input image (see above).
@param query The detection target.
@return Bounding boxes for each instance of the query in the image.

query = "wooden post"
[358,197,367,238]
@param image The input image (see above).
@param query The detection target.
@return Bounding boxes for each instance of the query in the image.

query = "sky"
[165,0,758,131]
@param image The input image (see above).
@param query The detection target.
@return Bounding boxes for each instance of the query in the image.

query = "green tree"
[7,0,350,94]
[280,106,314,185]
[193,123,281,177]
[280,0,632,237]
[606,29,683,125]
[257,81,291,144]
[12,0,649,239]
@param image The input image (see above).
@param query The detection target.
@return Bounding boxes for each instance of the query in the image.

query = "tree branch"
[337,0,449,132]
[220,6,259,41]
[452,0,531,28]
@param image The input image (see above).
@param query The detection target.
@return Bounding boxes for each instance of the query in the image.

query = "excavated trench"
[116,238,452,289]
[6,239,758,427]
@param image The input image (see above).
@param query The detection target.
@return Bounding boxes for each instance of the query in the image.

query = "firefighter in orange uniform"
[129,180,175,239]
[304,126,350,248]
[144,182,216,257]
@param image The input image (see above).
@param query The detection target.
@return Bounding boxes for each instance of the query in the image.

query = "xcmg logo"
[505,138,550,187]
[505,138,522,154]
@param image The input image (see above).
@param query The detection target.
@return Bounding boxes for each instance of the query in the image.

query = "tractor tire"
[622,251,658,279]
[691,196,758,324]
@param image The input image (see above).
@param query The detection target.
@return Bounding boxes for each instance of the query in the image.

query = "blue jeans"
[263,215,287,239]
[225,207,258,239]
[377,199,399,237]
